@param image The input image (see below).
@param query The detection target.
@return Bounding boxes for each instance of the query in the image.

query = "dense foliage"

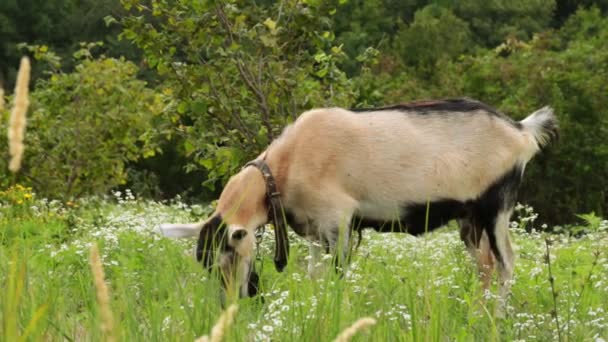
[1,0,607,224]
[0,49,163,197]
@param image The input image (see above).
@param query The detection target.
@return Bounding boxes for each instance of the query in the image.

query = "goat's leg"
[460,219,496,294]
[476,207,515,318]
[493,209,515,312]
[315,194,357,275]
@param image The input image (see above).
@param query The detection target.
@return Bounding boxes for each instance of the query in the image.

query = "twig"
[544,238,563,342]
[215,4,273,141]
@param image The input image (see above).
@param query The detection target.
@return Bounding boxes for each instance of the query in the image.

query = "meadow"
[1,186,607,341]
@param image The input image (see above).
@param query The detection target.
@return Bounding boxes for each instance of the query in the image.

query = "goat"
[160,98,558,305]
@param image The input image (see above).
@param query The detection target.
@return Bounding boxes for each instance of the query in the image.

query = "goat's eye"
[231,229,248,242]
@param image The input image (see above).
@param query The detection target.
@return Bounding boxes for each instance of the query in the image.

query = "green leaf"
[190,101,207,116]
[177,102,189,114]
[183,141,195,156]
[103,15,118,27]
[263,18,277,31]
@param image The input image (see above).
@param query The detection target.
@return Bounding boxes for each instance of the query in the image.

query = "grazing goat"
[160,98,558,304]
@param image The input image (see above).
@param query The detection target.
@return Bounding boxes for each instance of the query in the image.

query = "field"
[1,187,607,341]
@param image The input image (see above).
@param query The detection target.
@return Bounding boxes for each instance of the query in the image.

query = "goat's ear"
[231,228,248,243]
[158,223,202,238]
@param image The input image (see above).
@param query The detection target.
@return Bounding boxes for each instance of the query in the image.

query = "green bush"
[448,8,608,223]
[0,53,164,198]
[351,8,608,224]
[392,4,473,76]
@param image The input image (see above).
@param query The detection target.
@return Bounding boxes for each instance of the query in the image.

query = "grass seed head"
[195,304,238,342]
[333,317,377,342]
[210,304,238,342]
[8,57,31,173]
[89,244,116,342]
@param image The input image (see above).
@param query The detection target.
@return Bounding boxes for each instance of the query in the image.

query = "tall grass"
[0,196,607,341]
[89,244,117,342]
[7,56,31,173]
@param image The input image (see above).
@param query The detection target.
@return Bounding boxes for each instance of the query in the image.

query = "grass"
[1,189,607,341]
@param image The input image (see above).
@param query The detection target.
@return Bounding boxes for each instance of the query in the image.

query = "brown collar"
[244,159,289,272]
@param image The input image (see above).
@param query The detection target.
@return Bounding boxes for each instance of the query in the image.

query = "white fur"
[520,106,556,148]
[158,223,202,238]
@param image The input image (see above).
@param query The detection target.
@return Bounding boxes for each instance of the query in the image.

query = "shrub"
[0,52,163,198]
[452,8,608,223]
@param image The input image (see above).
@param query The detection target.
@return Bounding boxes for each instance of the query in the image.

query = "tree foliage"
[0,0,134,89]
[119,0,366,188]
[1,1,607,224]
[0,50,163,197]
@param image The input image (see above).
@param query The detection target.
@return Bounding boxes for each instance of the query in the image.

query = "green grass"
[1,193,607,341]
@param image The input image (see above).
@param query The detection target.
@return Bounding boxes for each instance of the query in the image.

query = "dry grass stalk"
[89,244,116,342]
[333,317,377,342]
[8,57,31,173]
[194,304,238,342]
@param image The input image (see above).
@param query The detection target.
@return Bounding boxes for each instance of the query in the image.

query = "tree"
[392,4,473,76]
[119,0,363,188]
[0,0,135,90]
[0,49,163,197]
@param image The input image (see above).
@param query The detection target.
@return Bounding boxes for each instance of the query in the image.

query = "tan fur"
[161,102,554,303]
[217,166,267,228]
[218,107,537,266]
[212,166,267,260]
[265,108,534,236]
[474,231,495,292]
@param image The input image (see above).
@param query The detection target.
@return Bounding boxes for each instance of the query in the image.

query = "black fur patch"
[196,214,226,270]
[354,165,524,266]
[401,199,470,235]
[353,200,469,235]
[351,98,522,129]
[469,166,523,265]
[247,270,260,297]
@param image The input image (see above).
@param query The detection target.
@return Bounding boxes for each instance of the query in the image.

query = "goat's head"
[161,166,268,299]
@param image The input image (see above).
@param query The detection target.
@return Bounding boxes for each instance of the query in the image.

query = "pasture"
[1,187,607,341]
[3,2,608,341]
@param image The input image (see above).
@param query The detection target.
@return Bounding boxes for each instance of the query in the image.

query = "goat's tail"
[520,106,559,150]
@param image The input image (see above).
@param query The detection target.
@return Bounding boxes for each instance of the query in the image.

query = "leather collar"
[244,159,289,272]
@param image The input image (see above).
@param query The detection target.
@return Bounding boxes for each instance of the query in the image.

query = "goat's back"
[282,105,537,208]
